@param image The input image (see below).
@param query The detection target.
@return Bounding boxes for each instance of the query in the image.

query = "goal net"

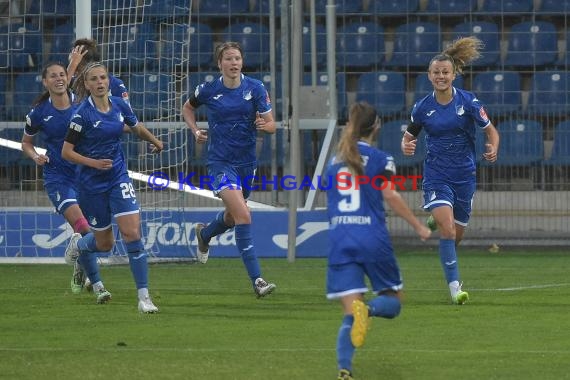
[0,0,277,264]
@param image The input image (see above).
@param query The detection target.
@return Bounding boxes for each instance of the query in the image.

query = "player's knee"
[372,295,401,319]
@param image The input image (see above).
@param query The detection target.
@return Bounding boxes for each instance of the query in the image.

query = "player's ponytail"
[431,36,483,74]
[336,102,378,176]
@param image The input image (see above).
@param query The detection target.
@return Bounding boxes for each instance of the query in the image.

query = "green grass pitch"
[1,249,569,380]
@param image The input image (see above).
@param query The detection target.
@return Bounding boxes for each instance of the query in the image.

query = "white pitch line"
[473,283,570,291]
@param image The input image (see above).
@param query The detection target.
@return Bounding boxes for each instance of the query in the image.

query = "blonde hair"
[73,62,107,101]
[336,102,378,176]
[430,36,483,74]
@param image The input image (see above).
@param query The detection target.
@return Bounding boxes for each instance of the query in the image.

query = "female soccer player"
[181,41,276,298]
[21,62,103,294]
[62,62,163,313]
[326,102,431,380]
[401,37,500,304]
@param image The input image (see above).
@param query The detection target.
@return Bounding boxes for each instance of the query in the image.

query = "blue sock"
[78,252,101,284]
[126,240,148,289]
[201,211,231,243]
[234,224,261,284]
[368,295,401,319]
[439,238,459,283]
[337,315,355,371]
[77,232,98,253]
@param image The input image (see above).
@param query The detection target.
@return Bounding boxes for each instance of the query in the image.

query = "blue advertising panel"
[0,209,330,259]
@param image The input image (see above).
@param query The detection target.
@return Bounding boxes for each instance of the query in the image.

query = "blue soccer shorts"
[206,163,257,199]
[326,258,403,300]
[422,181,476,226]
[78,180,140,230]
[45,179,79,215]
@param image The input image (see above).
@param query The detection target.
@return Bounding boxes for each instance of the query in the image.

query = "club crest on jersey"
[456,105,465,116]
[243,90,252,101]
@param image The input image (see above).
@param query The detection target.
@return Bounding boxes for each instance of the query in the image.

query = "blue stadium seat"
[481,0,533,12]
[472,72,522,116]
[545,121,570,165]
[356,72,406,117]
[107,22,157,71]
[160,23,212,70]
[0,26,8,69]
[336,22,385,69]
[7,23,43,70]
[424,0,477,13]
[313,0,364,15]
[495,120,543,166]
[504,21,558,68]
[144,0,190,19]
[128,73,171,121]
[452,21,500,68]
[303,72,347,121]
[12,72,44,121]
[223,23,270,69]
[539,0,570,12]
[527,71,570,117]
[198,0,250,15]
[386,22,441,68]
[378,119,425,168]
[413,73,464,104]
[0,73,7,118]
[28,0,75,15]
[368,0,419,14]
[556,30,570,67]
[254,0,282,15]
[48,22,75,64]
[302,22,327,70]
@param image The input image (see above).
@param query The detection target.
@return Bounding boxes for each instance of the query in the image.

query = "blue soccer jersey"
[24,96,78,185]
[326,141,397,265]
[411,87,491,184]
[66,96,138,193]
[109,74,129,103]
[191,73,272,166]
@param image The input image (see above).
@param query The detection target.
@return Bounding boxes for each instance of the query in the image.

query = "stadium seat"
[198,0,249,15]
[481,0,533,12]
[472,72,522,116]
[336,21,385,70]
[222,23,270,70]
[556,30,570,67]
[7,23,43,70]
[313,0,364,15]
[527,71,570,117]
[12,72,44,121]
[355,72,406,117]
[413,73,464,104]
[504,21,558,68]
[254,0,282,16]
[303,72,347,121]
[424,0,477,13]
[378,119,425,168]
[0,26,8,69]
[539,0,570,13]
[367,0,419,14]
[108,22,157,71]
[28,0,75,15]
[545,121,570,165]
[144,0,190,20]
[48,22,75,64]
[302,22,327,70]
[452,21,500,68]
[160,23,213,70]
[495,120,543,166]
[128,73,171,121]
[386,22,441,68]
[0,73,7,119]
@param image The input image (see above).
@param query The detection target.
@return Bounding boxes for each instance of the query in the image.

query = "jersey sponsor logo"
[426,110,436,116]
[70,122,82,132]
[213,94,223,100]
[43,116,53,122]
[479,107,489,121]
[31,222,73,248]
[243,90,252,101]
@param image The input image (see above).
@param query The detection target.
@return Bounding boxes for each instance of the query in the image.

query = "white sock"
[138,287,149,300]
[92,281,104,292]
[449,280,461,297]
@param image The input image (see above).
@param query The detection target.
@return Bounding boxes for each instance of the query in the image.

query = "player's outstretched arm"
[382,184,431,241]
[131,122,163,153]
